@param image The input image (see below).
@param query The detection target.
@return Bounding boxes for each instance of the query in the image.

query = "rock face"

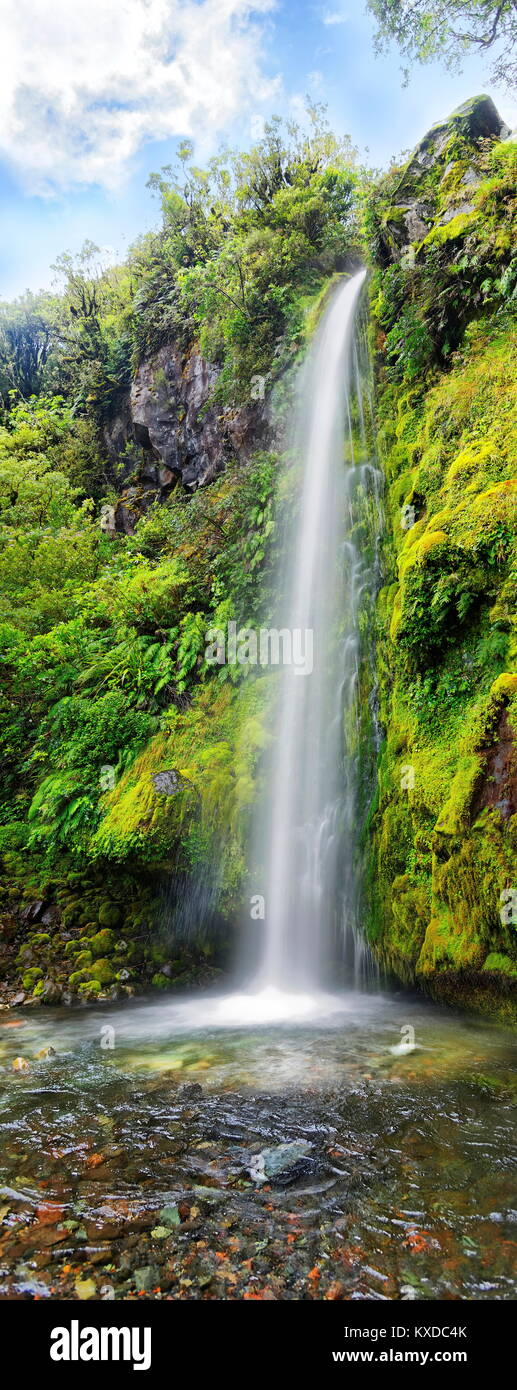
[377,94,510,266]
[103,342,269,534]
[152,769,189,797]
[367,99,517,1020]
[131,346,221,491]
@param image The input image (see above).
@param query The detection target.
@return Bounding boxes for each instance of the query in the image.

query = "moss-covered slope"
[366,98,517,1019]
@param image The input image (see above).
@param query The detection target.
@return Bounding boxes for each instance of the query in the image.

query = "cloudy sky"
[1,0,515,299]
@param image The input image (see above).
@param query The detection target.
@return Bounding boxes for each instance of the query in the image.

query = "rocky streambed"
[0,987,515,1301]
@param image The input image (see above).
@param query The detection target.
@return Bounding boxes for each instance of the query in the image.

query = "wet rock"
[152,769,187,796]
[250,1141,314,1185]
[193,1186,231,1205]
[38,980,63,1005]
[134,1264,160,1293]
[75,1276,97,1300]
[177,1081,203,1100]
[130,346,221,492]
[103,339,269,534]
[20,901,45,924]
[158,1204,181,1228]
[14,1267,51,1297]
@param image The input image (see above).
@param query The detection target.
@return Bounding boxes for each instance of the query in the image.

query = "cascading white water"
[158,269,381,1027]
[249,268,380,999]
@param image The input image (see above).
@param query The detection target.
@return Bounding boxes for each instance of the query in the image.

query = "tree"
[50,242,132,415]
[0,293,58,406]
[368,1,517,87]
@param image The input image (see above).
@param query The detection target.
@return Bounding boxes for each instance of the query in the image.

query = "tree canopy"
[368,0,517,86]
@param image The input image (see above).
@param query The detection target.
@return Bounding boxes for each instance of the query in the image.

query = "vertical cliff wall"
[365,97,517,1019]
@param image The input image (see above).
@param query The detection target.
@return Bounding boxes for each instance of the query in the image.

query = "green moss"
[68,968,90,987]
[97,904,121,927]
[482,952,517,977]
[367,223,517,1015]
[435,755,482,834]
[87,958,116,986]
[22,967,43,989]
[92,677,272,917]
[88,928,116,956]
[73,949,92,969]
[423,210,476,247]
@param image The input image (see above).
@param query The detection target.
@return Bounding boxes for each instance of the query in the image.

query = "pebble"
[250,1141,313,1184]
[12,1056,30,1072]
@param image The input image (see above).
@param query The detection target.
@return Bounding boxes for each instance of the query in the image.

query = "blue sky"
[1,0,515,301]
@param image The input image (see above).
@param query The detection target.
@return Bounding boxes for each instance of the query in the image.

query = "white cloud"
[322,8,349,24]
[0,0,279,193]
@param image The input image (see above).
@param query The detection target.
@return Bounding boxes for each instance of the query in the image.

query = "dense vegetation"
[364,104,517,1016]
[0,93,515,1016]
[0,112,361,1001]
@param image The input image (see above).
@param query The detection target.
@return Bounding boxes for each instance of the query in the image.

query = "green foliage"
[131,108,359,399]
[0,374,281,879]
[0,293,58,405]
[367,137,517,383]
[368,1,517,86]
[367,282,517,997]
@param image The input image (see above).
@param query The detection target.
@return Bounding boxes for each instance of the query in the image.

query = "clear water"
[1,989,515,1301]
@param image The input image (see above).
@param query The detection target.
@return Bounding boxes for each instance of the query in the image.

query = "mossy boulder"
[491,673,517,700]
[78,980,102,998]
[97,904,121,928]
[22,967,43,990]
[73,950,93,969]
[88,929,116,957]
[68,968,91,987]
[88,958,116,986]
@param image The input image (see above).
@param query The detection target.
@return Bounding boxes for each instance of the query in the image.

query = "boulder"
[152,769,189,796]
[379,95,510,264]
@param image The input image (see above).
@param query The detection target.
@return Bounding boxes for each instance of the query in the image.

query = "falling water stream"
[255,269,373,995]
[0,275,515,1302]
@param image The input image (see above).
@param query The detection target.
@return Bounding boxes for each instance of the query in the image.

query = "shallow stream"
[0,987,515,1300]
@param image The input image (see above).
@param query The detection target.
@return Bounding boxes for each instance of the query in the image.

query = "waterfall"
[249,269,381,997]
